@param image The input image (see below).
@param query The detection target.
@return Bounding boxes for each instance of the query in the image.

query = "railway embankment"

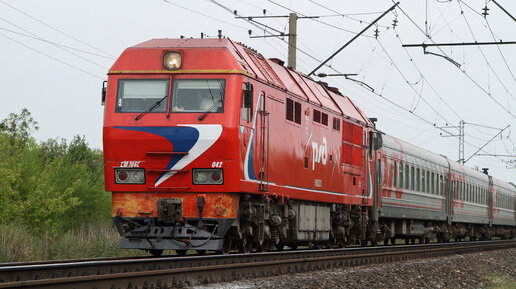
[193,247,516,289]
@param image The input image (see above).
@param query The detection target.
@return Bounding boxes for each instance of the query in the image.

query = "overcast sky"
[1,0,515,182]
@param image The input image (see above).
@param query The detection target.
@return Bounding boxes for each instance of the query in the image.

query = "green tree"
[0,109,108,234]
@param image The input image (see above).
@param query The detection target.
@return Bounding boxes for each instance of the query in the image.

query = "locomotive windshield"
[171,79,225,113]
[115,79,169,113]
[114,78,225,114]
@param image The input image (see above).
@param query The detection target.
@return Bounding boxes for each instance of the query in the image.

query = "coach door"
[487,175,494,226]
[257,92,269,192]
[443,162,452,225]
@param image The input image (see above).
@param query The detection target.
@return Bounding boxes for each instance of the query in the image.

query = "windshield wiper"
[135,95,168,121]
[198,99,222,121]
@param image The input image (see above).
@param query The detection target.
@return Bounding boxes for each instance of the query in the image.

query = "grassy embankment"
[0,222,147,262]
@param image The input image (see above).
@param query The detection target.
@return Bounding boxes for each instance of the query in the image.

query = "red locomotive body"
[103,38,376,255]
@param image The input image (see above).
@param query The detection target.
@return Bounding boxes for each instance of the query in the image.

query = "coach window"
[422,170,426,192]
[116,79,169,113]
[428,172,435,194]
[416,168,420,191]
[410,166,415,190]
[393,161,398,188]
[404,164,409,189]
[426,171,430,193]
[171,79,225,113]
[439,175,443,196]
[398,163,403,188]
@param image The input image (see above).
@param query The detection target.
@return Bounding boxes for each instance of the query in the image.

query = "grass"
[486,273,516,289]
[0,222,146,262]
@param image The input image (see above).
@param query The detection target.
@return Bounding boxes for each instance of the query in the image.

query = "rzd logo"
[312,137,327,170]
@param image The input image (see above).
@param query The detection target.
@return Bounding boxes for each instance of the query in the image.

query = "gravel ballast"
[191,248,516,289]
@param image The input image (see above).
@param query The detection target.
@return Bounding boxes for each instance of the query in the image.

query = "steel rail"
[0,240,515,289]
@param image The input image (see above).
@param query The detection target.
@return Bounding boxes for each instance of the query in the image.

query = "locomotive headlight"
[115,168,145,184]
[132,170,145,183]
[193,169,223,185]
[163,51,182,70]
[194,171,208,183]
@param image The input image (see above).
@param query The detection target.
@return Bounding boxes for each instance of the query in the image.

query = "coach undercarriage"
[375,219,516,245]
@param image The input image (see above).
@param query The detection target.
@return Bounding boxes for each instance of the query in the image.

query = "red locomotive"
[103,38,515,256]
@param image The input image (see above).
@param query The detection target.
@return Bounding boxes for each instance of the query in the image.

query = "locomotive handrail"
[148,187,190,190]
[146,151,189,155]
[147,169,189,173]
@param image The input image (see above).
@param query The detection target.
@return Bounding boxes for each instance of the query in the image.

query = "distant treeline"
[0,109,110,235]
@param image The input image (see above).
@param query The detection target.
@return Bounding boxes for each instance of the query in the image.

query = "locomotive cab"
[103,40,249,255]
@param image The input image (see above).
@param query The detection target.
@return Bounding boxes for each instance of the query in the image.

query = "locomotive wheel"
[149,249,163,257]
[239,237,253,253]
[218,238,232,254]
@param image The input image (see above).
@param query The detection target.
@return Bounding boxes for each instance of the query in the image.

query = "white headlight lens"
[132,170,145,183]
[194,171,208,183]
[164,51,182,70]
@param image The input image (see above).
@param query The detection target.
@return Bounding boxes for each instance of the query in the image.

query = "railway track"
[1,239,515,289]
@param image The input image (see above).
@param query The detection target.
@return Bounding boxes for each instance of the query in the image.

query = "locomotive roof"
[112,38,371,126]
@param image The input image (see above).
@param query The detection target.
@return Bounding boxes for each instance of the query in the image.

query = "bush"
[0,109,119,262]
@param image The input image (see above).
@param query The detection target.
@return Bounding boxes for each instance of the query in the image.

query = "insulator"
[482,5,489,18]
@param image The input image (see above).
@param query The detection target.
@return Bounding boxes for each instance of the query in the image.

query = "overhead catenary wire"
[484,19,516,82]
[392,0,516,120]
[395,27,463,121]
[376,37,455,126]
[0,17,109,70]
[210,0,463,140]
[0,26,115,60]
[0,31,104,80]
[180,0,514,163]
[456,1,516,103]
[207,0,337,72]
[306,0,390,29]
[0,0,115,58]
[162,0,249,31]
[265,0,374,37]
